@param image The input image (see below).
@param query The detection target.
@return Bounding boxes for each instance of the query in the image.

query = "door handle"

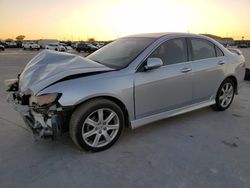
[218,60,225,65]
[181,67,192,73]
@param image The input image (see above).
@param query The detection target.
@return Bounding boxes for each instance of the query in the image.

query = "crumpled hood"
[19,50,113,94]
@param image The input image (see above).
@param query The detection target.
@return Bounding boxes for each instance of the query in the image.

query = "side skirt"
[130,100,215,129]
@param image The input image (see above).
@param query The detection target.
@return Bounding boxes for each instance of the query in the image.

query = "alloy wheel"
[219,82,234,108]
[82,108,120,148]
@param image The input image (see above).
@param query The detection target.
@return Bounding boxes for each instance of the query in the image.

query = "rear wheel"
[70,99,125,152]
[212,78,235,111]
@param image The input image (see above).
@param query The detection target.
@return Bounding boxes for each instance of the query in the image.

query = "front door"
[134,38,193,119]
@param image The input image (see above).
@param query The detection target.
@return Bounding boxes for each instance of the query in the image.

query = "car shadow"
[51,106,215,152]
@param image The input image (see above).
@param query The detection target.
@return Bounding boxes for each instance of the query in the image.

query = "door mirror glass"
[145,58,163,70]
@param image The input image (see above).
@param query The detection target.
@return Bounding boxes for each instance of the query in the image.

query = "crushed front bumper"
[7,93,64,139]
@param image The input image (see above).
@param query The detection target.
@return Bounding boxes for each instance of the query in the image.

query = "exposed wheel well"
[75,96,130,127]
[226,75,238,94]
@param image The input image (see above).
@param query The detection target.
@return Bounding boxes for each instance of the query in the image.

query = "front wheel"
[212,78,235,111]
[70,99,125,152]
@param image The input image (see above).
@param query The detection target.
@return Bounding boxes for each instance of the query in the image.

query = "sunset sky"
[0,0,250,41]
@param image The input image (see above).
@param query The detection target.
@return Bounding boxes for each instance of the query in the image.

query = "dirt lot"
[0,48,250,188]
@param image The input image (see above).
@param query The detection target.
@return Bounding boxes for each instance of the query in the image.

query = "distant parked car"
[71,42,77,49]
[16,41,23,48]
[237,44,248,48]
[59,43,73,51]
[65,46,74,52]
[45,43,66,51]
[5,41,17,48]
[0,44,4,51]
[38,39,59,49]
[23,42,40,50]
[0,41,6,47]
[65,46,73,50]
[94,42,105,49]
[76,42,98,53]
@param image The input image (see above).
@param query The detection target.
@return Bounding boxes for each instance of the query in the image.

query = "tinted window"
[149,38,188,65]
[215,46,224,57]
[191,38,216,60]
[88,38,155,69]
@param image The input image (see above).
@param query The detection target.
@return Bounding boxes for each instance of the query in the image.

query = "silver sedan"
[5,33,246,151]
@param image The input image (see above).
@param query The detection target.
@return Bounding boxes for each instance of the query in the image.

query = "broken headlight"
[29,93,61,107]
[4,79,18,87]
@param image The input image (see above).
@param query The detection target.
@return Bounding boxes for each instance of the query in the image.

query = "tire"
[245,68,250,81]
[212,78,235,111]
[70,98,125,152]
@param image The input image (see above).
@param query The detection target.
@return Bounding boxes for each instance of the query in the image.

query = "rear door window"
[190,38,216,60]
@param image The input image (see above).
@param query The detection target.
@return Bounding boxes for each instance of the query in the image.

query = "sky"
[0,0,250,41]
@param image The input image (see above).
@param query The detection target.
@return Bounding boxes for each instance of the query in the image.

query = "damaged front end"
[5,79,70,139]
[5,50,112,140]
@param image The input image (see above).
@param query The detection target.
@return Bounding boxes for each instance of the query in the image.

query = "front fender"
[37,72,135,120]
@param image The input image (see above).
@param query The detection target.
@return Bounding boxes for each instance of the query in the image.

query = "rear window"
[215,46,224,57]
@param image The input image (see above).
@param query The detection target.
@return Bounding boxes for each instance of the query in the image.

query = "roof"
[123,32,208,39]
[123,32,192,38]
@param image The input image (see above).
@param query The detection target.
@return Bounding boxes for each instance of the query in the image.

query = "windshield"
[87,37,155,69]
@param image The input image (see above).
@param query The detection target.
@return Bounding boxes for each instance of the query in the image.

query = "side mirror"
[144,58,163,70]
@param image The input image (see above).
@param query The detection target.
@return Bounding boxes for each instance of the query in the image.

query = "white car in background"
[45,43,66,52]
[60,43,74,52]
[64,46,74,53]
[65,46,73,50]
[23,42,40,50]
[94,42,105,49]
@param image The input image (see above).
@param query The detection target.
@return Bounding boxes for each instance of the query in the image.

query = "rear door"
[188,38,226,103]
[134,38,193,119]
